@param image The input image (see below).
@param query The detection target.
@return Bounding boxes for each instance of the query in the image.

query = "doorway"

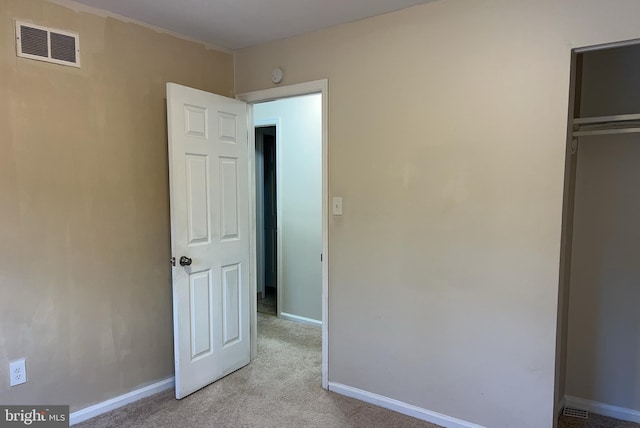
[255,125,278,316]
[166,81,328,397]
[253,94,322,328]
[239,80,329,389]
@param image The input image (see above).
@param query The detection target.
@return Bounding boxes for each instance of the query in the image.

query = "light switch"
[332,197,343,216]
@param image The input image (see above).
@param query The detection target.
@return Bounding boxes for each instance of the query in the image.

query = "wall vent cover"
[563,407,589,419]
[15,20,80,67]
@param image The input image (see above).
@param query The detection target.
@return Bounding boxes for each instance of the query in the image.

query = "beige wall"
[236,1,640,426]
[0,0,232,412]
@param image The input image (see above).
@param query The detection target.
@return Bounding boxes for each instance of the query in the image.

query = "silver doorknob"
[179,256,192,266]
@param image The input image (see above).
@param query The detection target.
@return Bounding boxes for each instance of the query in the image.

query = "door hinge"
[320,253,323,262]
[170,257,176,266]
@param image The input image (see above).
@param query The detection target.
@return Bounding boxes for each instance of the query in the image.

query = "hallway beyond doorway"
[258,286,277,315]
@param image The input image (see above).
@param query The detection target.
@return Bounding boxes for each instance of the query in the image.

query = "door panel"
[185,154,210,244]
[222,263,241,346]
[167,83,250,399]
[189,270,213,359]
[221,157,239,240]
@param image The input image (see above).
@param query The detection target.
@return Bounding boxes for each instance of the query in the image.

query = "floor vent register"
[563,407,589,419]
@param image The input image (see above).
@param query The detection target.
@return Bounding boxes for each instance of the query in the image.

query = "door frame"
[238,79,329,389]
[254,120,283,318]
[554,37,640,423]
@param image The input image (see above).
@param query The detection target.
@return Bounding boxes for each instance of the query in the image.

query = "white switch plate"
[332,197,343,215]
[9,358,26,386]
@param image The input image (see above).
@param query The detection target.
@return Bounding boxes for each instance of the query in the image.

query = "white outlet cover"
[9,358,26,386]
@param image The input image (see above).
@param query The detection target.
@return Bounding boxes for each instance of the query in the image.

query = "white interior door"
[166,83,250,399]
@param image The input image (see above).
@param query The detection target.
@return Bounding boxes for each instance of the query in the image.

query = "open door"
[166,83,250,399]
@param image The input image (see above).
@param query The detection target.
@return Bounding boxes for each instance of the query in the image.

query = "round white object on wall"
[271,67,283,84]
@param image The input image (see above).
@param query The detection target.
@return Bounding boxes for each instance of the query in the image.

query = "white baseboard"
[328,382,484,428]
[557,396,566,418]
[70,377,174,425]
[279,312,322,327]
[565,395,640,423]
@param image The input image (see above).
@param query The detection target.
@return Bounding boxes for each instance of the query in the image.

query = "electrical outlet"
[9,359,26,386]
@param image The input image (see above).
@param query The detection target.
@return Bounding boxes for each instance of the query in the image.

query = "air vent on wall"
[563,407,588,419]
[15,20,80,67]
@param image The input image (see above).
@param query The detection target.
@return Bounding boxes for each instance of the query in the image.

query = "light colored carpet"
[558,412,640,428]
[76,313,440,427]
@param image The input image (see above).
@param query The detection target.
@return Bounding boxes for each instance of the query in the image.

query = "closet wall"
[564,44,640,412]
[579,44,640,117]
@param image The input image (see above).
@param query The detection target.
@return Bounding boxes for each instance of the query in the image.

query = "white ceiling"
[70,0,436,50]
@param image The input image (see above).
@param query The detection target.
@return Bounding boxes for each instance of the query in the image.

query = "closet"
[559,42,640,423]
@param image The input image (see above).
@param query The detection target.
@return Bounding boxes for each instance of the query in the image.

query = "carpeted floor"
[558,412,640,428]
[76,313,440,427]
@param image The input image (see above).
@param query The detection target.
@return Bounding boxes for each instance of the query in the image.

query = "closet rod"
[573,127,640,137]
[574,113,640,125]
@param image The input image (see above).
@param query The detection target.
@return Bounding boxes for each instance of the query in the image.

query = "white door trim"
[238,79,329,389]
